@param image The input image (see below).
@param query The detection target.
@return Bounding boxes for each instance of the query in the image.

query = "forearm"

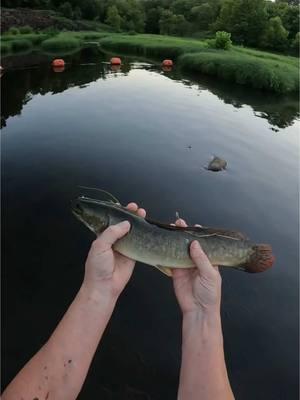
[178,310,234,400]
[3,283,117,400]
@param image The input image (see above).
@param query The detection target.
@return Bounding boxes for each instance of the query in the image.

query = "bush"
[7,27,19,35]
[0,42,11,54]
[41,36,81,51]
[179,50,299,93]
[215,31,232,50]
[11,39,32,51]
[19,26,33,34]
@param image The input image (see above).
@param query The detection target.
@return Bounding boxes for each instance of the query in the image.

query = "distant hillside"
[0,8,112,32]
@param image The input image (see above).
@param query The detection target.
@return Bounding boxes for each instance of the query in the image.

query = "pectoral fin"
[154,265,173,277]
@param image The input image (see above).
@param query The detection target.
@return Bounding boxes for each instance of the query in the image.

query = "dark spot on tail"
[244,244,275,273]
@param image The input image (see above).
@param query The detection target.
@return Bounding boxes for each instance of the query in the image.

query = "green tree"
[291,31,299,54]
[260,16,289,50]
[159,10,189,36]
[159,9,174,35]
[73,6,82,20]
[121,0,145,32]
[145,7,163,33]
[281,5,300,39]
[59,2,73,19]
[214,0,268,46]
[80,0,102,20]
[191,3,215,31]
[105,5,122,31]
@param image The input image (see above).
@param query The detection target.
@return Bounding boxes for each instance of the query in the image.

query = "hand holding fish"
[83,202,146,300]
[172,218,221,316]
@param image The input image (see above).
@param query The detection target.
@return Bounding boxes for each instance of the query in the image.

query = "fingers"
[126,202,146,218]
[97,221,130,248]
[175,218,187,227]
[190,241,218,279]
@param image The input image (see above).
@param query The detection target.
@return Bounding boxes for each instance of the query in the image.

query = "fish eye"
[75,202,83,212]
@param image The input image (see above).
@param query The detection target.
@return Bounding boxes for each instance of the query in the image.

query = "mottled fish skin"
[72,197,255,270]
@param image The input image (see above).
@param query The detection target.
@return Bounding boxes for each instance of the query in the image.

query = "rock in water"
[207,156,227,171]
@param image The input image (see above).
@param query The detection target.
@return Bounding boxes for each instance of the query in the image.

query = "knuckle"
[107,225,117,234]
[91,239,102,250]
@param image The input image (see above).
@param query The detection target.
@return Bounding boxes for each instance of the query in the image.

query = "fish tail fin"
[244,244,275,273]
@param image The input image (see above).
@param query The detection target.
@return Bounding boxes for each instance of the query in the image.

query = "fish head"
[71,196,110,235]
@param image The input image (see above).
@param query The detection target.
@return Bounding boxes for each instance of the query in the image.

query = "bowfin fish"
[71,196,274,275]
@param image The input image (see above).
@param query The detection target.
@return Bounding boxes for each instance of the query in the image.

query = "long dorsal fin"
[145,217,247,240]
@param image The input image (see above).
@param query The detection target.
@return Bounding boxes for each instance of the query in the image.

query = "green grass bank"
[97,34,299,94]
[1,30,298,93]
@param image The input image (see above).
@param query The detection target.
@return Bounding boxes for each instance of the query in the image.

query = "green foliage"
[105,5,122,32]
[81,0,102,20]
[99,34,208,59]
[291,32,300,54]
[2,33,49,45]
[215,31,232,49]
[0,42,12,54]
[145,7,162,34]
[7,27,20,35]
[159,10,190,36]
[73,6,82,20]
[179,50,299,93]
[11,39,32,51]
[260,16,289,51]
[59,2,73,19]
[191,3,216,31]
[281,5,300,39]
[2,0,298,53]
[41,35,81,51]
[214,0,267,46]
[19,25,34,34]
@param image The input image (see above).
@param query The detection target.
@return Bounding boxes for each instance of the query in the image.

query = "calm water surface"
[2,48,299,399]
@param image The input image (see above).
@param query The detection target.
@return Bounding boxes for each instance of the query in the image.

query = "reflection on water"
[1,47,299,130]
[1,47,299,400]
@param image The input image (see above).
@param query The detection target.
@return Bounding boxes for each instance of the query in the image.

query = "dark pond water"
[2,47,299,400]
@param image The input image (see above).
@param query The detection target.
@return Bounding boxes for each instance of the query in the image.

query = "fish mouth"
[71,199,84,216]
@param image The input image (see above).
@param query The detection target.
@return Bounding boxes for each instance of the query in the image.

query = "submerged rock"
[207,156,227,172]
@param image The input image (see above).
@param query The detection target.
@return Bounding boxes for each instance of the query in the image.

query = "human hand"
[82,203,146,301]
[172,219,221,316]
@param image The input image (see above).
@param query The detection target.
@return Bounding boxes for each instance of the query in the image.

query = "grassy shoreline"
[1,31,298,93]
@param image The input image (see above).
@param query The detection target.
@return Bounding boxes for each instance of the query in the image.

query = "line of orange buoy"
[52,59,65,67]
[162,59,173,67]
[52,59,65,73]
[110,57,121,65]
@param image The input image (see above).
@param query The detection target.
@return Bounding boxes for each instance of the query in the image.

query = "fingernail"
[120,220,130,228]
[191,240,200,250]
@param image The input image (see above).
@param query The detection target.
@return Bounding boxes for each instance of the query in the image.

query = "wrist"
[182,308,223,345]
[80,281,118,310]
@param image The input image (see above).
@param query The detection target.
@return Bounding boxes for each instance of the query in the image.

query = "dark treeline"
[2,0,300,51]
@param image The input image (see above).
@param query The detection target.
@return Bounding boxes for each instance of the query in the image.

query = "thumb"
[190,241,217,278]
[98,221,130,248]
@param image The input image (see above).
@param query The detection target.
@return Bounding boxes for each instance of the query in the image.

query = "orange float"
[52,59,65,67]
[53,66,65,73]
[111,64,121,72]
[162,66,172,72]
[162,59,173,67]
[110,57,121,65]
